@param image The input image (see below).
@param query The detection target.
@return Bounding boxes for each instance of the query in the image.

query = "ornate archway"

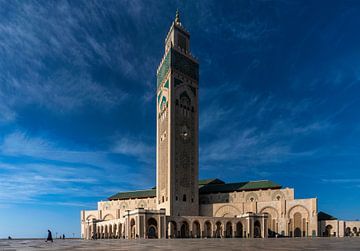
[215,222,222,238]
[236,222,243,238]
[130,218,136,239]
[147,218,158,239]
[215,205,240,217]
[192,221,201,238]
[260,206,279,237]
[204,221,212,238]
[254,220,261,238]
[180,221,189,238]
[225,222,232,238]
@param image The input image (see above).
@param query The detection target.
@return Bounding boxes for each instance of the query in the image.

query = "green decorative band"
[157,49,199,89]
[157,50,171,88]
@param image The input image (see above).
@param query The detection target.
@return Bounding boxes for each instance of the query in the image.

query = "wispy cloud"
[199,85,336,171]
[0,131,155,205]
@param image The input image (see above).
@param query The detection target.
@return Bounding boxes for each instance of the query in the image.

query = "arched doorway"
[215,222,222,238]
[353,227,358,236]
[225,222,232,238]
[109,224,112,238]
[254,220,261,238]
[147,218,158,239]
[180,221,189,238]
[97,226,101,239]
[192,221,201,238]
[104,225,108,239]
[236,222,243,238]
[345,227,351,236]
[324,225,333,237]
[168,221,177,238]
[293,212,302,237]
[204,221,212,238]
[130,218,136,239]
[100,226,104,239]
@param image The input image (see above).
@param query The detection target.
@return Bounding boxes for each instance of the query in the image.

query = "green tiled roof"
[108,189,156,200]
[198,178,225,186]
[108,179,281,201]
[318,211,337,221]
[199,180,281,194]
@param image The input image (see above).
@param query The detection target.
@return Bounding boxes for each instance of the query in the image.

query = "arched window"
[183,194,187,202]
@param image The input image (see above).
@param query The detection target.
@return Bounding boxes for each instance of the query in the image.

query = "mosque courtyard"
[1,238,359,251]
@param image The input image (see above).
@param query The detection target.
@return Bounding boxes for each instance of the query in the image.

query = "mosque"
[81,12,359,239]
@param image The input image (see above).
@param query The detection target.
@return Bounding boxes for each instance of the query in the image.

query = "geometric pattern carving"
[215,205,240,217]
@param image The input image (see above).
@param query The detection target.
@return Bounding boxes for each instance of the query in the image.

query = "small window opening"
[183,194,186,202]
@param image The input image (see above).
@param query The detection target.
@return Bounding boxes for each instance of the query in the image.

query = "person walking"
[46,230,53,242]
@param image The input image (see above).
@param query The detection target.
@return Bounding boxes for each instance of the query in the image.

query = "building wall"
[319,220,360,237]
[199,188,317,237]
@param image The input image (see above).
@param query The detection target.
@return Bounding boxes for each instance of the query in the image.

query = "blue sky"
[0,0,360,238]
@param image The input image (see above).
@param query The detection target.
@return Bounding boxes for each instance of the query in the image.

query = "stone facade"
[319,219,360,237]
[80,12,359,240]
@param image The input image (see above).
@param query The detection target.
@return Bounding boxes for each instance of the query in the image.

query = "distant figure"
[63,234,65,239]
[8,236,12,240]
[46,230,53,242]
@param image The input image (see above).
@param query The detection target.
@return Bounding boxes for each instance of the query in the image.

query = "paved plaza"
[1,238,360,251]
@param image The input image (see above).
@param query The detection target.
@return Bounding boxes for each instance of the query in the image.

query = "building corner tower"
[156,11,199,216]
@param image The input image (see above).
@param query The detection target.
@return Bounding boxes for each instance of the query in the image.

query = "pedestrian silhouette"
[63,234,65,239]
[46,230,53,242]
[8,236,12,240]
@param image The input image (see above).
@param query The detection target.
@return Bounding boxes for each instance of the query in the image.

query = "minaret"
[156,11,199,216]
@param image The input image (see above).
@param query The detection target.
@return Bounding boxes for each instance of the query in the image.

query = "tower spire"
[175,9,180,24]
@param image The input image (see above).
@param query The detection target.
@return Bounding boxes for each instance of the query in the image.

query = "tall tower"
[156,11,199,216]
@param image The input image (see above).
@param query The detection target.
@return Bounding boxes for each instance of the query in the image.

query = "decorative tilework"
[174,78,183,87]
[171,49,199,81]
[157,50,171,88]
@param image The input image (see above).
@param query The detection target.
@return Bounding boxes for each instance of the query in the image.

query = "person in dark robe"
[62,234,65,239]
[46,230,53,242]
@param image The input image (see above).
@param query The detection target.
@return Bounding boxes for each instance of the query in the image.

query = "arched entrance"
[113,224,117,238]
[293,212,302,237]
[97,226,101,239]
[147,218,158,239]
[225,222,232,238]
[204,221,212,238]
[192,221,201,238]
[109,224,113,238]
[180,221,189,238]
[236,222,243,238]
[100,226,104,239]
[168,221,177,238]
[353,227,358,236]
[324,225,333,237]
[215,222,222,238]
[254,220,261,238]
[130,218,136,239]
[104,225,108,239]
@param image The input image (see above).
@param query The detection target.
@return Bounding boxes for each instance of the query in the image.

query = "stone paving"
[0,238,360,251]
